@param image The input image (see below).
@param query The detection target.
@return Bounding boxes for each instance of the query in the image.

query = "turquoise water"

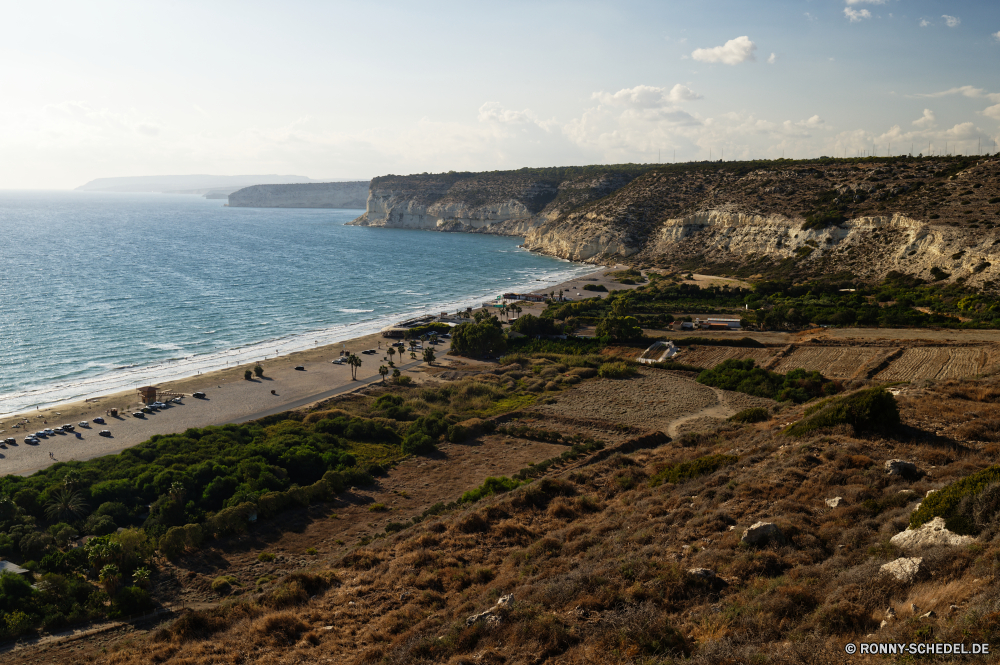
[0,191,594,416]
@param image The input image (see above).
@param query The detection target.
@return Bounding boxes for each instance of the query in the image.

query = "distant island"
[227,181,370,209]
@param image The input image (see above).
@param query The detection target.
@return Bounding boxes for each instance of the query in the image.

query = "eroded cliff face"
[347,170,639,235]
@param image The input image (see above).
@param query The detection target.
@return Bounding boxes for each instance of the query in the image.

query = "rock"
[885,459,919,476]
[910,604,920,614]
[920,611,936,619]
[885,607,896,619]
[889,517,976,551]
[897,489,918,500]
[880,620,889,629]
[826,497,844,508]
[687,568,716,579]
[880,557,924,583]
[949,604,959,615]
[741,522,784,546]
[466,594,514,627]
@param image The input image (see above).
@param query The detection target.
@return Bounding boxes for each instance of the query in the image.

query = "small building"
[700,318,742,330]
[0,560,30,576]
[137,386,159,404]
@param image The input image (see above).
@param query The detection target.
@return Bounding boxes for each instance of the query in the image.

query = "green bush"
[582,283,607,292]
[459,476,524,503]
[597,361,637,379]
[258,552,276,563]
[649,454,738,487]
[909,466,1000,535]
[696,359,834,403]
[210,575,238,594]
[729,407,770,424]
[784,387,899,437]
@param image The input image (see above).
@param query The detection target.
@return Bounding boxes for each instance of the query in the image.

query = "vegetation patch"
[910,466,1000,535]
[649,454,738,487]
[696,359,837,403]
[784,387,900,437]
[729,407,771,424]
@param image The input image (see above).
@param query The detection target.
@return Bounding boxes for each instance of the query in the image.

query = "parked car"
[93,417,105,424]
[78,421,89,428]
[294,365,305,371]
[192,392,206,399]
[99,430,112,437]
[24,436,39,444]
[4,438,15,445]
[133,412,145,418]
[62,424,75,432]
[53,427,64,434]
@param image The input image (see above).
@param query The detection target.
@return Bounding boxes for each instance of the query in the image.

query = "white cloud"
[912,109,936,128]
[691,36,756,65]
[992,30,1000,42]
[919,19,930,27]
[914,85,1000,103]
[767,53,777,65]
[477,102,540,125]
[844,7,872,22]
[983,104,1000,121]
[943,15,960,28]
[592,84,703,109]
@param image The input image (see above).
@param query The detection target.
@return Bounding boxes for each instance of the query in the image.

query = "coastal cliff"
[347,157,1000,285]
[228,182,370,208]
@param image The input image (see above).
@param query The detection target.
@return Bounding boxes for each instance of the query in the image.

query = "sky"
[1,0,998,188]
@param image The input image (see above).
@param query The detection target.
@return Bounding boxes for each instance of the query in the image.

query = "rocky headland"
[228,181,370,208]
[346,157,1000,286]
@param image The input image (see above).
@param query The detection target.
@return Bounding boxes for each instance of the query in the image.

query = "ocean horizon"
[0,191,595,417]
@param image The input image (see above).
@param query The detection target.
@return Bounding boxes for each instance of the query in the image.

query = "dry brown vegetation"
[22,366,993,665]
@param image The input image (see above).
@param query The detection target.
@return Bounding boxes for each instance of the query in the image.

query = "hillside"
[347,157,1000,287]
[227,182,370,209]
[17,361,1000,665]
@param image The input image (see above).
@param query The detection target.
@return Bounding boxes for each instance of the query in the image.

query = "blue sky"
[1,0,998,187]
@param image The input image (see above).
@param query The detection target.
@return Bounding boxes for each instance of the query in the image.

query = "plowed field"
[875,347,1000,381]
[676,346,775,368]
[772,347,882,378]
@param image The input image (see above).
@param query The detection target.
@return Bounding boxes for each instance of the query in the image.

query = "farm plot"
[772,347,881,379]
[934,347,997,380]
[876,348,951,381]
[675,346,775,368]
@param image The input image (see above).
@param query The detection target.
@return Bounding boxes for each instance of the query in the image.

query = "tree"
[499,304,509,322]
[253,363,264,378]
[347,354,361,380]
[450,320,507,357]
[423,347,436,364]
[379,365,388,383]
[99,564,122,597]
[44,489,90,523]
[387,347,395,365]
[244,369,253,380]
[392,368,401,384]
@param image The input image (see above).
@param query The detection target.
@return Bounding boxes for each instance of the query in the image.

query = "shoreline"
[0,267,614,477]
[0,256,597,420]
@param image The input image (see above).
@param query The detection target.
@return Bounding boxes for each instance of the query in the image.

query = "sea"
[0,191,595,418]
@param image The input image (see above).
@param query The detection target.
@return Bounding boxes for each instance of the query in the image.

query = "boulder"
[897,489,918,500]
[741,522,784,547]
[885,459,919,476]
[880,557,924,583]
[466,594,514,627]
[826,497,844,508]
[687,568,717,579]
[889,517,976,551]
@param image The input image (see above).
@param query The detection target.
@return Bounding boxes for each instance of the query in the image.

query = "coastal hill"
[227,181,370,208]
[348,157,1000,287]
[75,174,328,198]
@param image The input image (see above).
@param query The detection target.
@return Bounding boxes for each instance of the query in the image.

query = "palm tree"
[44,488,89,522]
[132,566,151,589]
[347,354,361,380]
[422,347,435,365]
[392,368,401,384]
[99,564,122,597]
[387,347,396,366]
[378,365,388,383]
[499,304,508,322]
[513,304,522,319]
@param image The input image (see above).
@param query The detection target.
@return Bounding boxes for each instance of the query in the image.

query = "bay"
[0,191,593,416]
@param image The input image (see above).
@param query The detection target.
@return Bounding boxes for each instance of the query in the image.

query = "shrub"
[258,552,276,563]
[729,407,770,424]
[459,476,524,504]
[244,369,253,380]
[582,283,607,292]
[649,454,738,487]
[597,361,637,379]
[697,359,833,403]
[910,467,1000,534]
[369,503,389,513]
[785,387,899,437]
[210,575,238,594]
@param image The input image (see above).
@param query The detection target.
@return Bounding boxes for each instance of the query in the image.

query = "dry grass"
[85,371,1000,665]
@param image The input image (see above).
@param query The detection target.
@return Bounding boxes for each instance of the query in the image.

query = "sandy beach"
[1,265,639,477]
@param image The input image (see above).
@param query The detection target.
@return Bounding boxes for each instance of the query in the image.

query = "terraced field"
[676,345,775,368]
[772,347,883,378]
[875,346,1000,381]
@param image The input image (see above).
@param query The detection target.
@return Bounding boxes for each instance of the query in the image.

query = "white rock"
[687,568,717,579]
[880,557,924,583]
[826,497,844,508]
[741,522,785,546]
[889,517,976,551]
